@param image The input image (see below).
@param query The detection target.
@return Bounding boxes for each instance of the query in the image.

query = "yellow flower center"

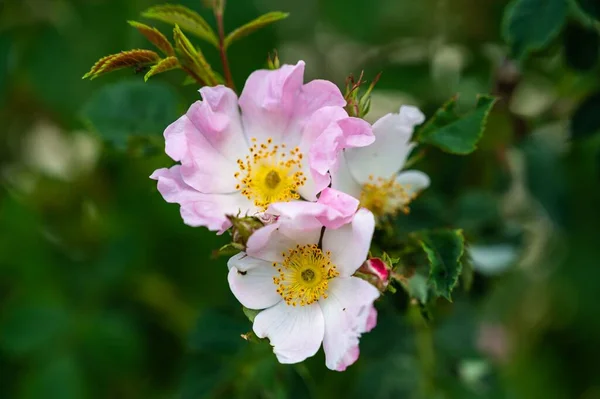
[360,175,415,219]
[272,244,339,307]
[235,138,306,211]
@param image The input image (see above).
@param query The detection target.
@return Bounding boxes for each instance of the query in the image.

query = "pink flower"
[150,61,374,233]
[227,197,379,370]
[332,105,430,220]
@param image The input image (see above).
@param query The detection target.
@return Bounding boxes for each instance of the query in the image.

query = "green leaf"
[407,274,429,304]
[22,355,85,399]
[419,229,465,300]
[173,25,219,86]
[501,0,568,60]
[417,95,496,155]
[242,306,261,323]
[188,310,246,354]
[144,56,180,81]
[564,22,599,71]
[142,4,218,47]
[82,49,160,80]
[575,0,600,20]
[224,11,289,49]
[571,91,600,140]
[128,20,174,56]
[0,304,69,356]
[80,80,180,148]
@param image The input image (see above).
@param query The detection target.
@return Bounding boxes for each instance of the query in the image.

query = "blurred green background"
[2,0,600,398]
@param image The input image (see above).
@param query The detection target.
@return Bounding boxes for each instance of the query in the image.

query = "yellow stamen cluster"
[360,175,416,219]
[235,137,306,211]
[272,244,339,307]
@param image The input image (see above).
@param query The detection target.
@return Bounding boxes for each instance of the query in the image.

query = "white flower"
[227,194,379,370]
[332,105,431,220]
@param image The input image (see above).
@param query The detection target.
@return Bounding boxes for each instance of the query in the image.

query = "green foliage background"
[2,0,600,398]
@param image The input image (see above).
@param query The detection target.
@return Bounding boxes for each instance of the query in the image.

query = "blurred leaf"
[575,0,600,20]
[22,355,84,399]
[571,91,600,140]
[224,11,289,49]
[419,229,465,300]
[564,22,599,71]
[144,56,180,81]
[417,95,496,154]
[82,49,160,80]
[188,310,247,354]
[80,80,180,148]
[407,274,429,304]
[142,4,218,47]
[128,20,175,56]
[502,0,568,59]
[0,304,69,357]
[173,25,219,86]
[80,314,142,377]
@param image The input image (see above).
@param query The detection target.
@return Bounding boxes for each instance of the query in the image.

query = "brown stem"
[214,1,235,90]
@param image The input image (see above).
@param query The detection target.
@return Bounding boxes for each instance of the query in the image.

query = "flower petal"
[187,86,247,162]
[266,188,358,230]
[322,208,375,276]
[246,220,322,262]
[150,166,255,233]
[345,105,424,183]
[330,155,363,200]
[396,170,430,197]
[253,301,325,364]
[164,112,239,194]
[319,277,380,371]
[227,253,281,310]
[238,61,305,144]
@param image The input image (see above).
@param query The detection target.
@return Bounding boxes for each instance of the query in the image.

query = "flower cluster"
[151,61,429,370]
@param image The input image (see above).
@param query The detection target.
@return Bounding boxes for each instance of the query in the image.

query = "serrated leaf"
[144,56,180,81]
[502,0,568,60]
[417,95,496,155]
[173,25,218,86]
[82,49,160,80]
[128,21,174,56]
[419,229,465,300]
[80,80,180,148]
[571,91,600,140]
[224,11,289,49]
[142,4,218,47]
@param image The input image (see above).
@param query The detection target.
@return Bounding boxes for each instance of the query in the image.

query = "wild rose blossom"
[227,190,379,370]
[150,61,374,233]
[332,105,430,221]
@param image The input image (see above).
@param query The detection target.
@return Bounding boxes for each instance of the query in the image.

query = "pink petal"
[266,188,358,230]
[150,166,254,233]
[164,113,239,194]
[188,86,247,162]
[322,208,375,276]
[227,253,282,310]
[238,62,306,144]
[345,105,424,183]
[319,277,380,371]
[253,301,325,364]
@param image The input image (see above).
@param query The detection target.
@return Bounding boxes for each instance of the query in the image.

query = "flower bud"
[357,257,391,291]
[227,215,265,248]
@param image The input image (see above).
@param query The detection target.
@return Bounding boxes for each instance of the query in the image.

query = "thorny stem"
[214,0,235,91]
